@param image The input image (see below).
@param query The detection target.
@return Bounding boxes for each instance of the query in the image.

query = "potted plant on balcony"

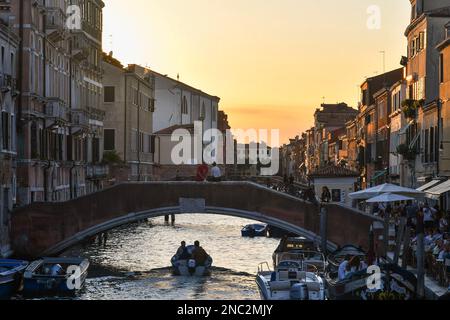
[396,144,416,161]
[401,99,425,119]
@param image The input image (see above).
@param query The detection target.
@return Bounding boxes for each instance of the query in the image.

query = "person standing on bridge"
[211,162,222,182]
[196,163,209,182]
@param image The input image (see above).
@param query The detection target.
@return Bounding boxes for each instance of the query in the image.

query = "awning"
[417,180,442,192]
[371,170,387,182]
[426,180,450,200]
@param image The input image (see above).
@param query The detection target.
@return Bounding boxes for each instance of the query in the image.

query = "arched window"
[182,96,188,114]
[200,102,206,120]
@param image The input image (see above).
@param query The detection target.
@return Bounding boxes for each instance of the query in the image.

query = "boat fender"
[188,259,196,268]
[46,279,57,290]
[188,259,196,275]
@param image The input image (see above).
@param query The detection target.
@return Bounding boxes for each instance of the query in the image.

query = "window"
[1,112,10,150]
[430,127,435,162]
[182,96,188,114]
[212,106,217,121]
[132,88,139,105]
[440,54,445,84]
[411,4,417,21]
[410,39,416,57]
[419,32,425,51]
[104,86,115,102]
[148,97,155,112]
[104,129,115,151]
[332,190,342,202]
[0,46,4,72]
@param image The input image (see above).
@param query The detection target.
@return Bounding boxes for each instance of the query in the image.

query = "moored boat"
[23,257,89,296]
[325,246,417,300]
[171,245,213,276]
[241,224,268,237]
[0,259,29,300]
[272,237,322,270]
[256,252,326,300]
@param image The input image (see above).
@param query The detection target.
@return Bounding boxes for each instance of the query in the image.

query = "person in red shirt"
[196,163,208,182]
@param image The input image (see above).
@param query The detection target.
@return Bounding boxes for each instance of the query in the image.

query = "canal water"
[62,214,280,300]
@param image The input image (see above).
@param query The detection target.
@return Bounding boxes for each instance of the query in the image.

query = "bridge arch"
[11,182,380,259]
[42,207,337,257]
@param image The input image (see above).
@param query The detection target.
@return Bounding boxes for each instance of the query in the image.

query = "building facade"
[6,0,107,206]
[306,103,358,174]
[438,23,450,178]
[357,69,404,188]
[102,54,155,182]
[389,79,410,187]
[404,0,450,186]
[0,12,19,257]
[150,71,219,139]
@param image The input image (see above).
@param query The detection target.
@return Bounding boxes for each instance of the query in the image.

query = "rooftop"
[309,165,359,178]
[153,124,195,135]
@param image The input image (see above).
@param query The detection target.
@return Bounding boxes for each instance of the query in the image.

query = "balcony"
[338,150,348,159]
[45,7,66,42]
[86,165,109,180]
[0,73,17,94]
[88,107,106,122]
[71,109,90,131]
[45,98,69,123]
[71,34,90,62]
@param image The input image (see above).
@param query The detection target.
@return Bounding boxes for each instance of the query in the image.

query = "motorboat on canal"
[0,259,29,299]
[256,252,326,300]
[241,224,268,238]
[23,257,89,296]
[171,245,213,276]
[325,246,417,300]
[272,237,326,272]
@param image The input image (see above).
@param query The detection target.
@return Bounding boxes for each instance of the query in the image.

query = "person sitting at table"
[433,239,445,257]
[425,230,435,247]
[440,215,449,234]
[338,255,351,281]
[438,242,450,261]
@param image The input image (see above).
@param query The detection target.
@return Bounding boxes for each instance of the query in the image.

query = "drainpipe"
[437,99,442,177]
[69,160,76,199]
[68,0,74,198]
[43,160,51,202]
[123,74,127,162]
[137,79,141,181]
[17,0,24,130]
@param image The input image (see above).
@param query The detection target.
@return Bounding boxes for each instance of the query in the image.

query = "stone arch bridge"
[11,182,381,259]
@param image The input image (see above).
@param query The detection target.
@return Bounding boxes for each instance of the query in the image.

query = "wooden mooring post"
[320,205,328,254]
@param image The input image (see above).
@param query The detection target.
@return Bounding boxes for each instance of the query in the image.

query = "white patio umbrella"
[349,183,425,200]
[365,193,414,203]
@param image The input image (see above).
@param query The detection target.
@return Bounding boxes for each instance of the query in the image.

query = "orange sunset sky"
[102,0,411,145]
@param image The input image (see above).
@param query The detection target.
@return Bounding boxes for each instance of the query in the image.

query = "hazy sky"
[102,0,411,145]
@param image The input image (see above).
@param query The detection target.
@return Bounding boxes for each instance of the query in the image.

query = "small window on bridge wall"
[331,189,342,202]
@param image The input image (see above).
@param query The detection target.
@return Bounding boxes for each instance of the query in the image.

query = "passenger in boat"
[344,256,366,280]
[192,241,208,266]
[176,241,191,260]
[338,255,351,281]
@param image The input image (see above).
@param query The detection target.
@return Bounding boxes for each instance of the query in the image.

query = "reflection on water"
[62,214,280,300]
